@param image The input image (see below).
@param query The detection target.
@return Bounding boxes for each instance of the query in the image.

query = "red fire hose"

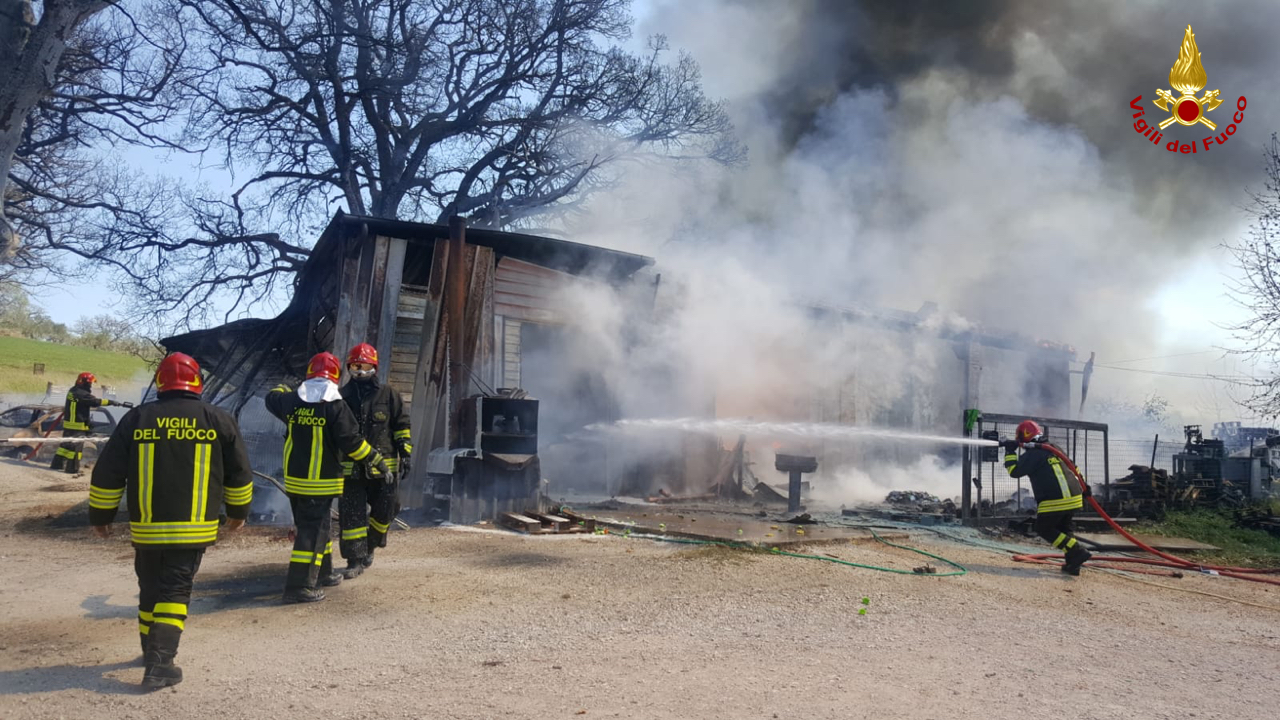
[1010,441,1280,586]
[23,412,64,462]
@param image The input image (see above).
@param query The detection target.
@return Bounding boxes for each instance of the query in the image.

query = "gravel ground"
[1,458,1278,720]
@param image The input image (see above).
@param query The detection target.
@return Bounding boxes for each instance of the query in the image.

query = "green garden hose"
[620,527,967,576]
[557,505,966,576]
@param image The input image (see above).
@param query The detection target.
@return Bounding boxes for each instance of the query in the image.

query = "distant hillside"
[0,336,151,398]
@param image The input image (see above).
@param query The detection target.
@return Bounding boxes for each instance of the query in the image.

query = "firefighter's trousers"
[286,495,335,589]
[51,428,88,473]
[338,470,398,562]
[135,547,204,658]
[1034,509,1081,557]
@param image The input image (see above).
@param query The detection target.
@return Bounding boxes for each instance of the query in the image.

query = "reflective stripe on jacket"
[339,378,411,477]
[265,386,373,496]
[1003,444,1083,513]
[63,385,109,431]
[88,392,253,548]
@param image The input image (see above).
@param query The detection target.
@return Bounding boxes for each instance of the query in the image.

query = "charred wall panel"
[494,257,576,324]
[374,237,408,385]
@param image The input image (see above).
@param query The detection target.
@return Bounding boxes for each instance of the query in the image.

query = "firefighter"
[265,351,389,603]
[1002,420,1093,575]
[337,342,412,579]
[89,353,253,689]
[52,372,132,474]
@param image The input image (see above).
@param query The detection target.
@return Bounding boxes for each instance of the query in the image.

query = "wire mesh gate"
[960,412,1110,522]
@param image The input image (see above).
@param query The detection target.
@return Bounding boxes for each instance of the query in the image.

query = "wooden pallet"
[499,511,596,535]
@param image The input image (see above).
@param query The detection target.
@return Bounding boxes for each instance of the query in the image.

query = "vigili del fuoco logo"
[1130,25,1247,154]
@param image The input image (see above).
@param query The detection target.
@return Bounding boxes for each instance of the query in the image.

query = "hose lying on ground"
[561,506,966,576]
[895,521,1280,611]
[1011,443,1280,586]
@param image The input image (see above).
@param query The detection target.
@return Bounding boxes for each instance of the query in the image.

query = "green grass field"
[1136,508,1280,568]
[0,336,152,397]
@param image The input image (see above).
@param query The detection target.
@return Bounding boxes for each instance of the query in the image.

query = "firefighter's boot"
[141,624,183,689]
[282,587,326,604]
[319,571,343,587]
[341,561,365,579]
[1062,545,1092,575]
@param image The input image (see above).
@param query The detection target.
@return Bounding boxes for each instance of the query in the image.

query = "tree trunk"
[0,0,110,256]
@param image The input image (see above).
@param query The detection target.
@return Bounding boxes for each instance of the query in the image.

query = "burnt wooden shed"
[163,212,654,507]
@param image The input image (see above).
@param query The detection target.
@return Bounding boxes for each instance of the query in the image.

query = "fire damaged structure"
[669,302,1082,512]
[164,211,1083,525]
[163,212,653,522]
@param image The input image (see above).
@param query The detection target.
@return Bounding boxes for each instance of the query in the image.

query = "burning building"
[163,211,1078,520]
[163,212,653,519]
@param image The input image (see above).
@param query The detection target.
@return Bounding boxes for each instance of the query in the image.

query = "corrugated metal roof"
[494,257,579,324]
[333,212,653,281]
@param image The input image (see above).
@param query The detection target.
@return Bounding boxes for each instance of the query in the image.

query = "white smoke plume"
[571,3,1278,398]
[810,455,960,508]
[532,2,1280,503]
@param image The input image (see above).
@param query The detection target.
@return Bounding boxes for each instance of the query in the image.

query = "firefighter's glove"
[364,452,391,481]
[1000,439,1019,452]
[398,451,412,477]
[1081,483,1092,499]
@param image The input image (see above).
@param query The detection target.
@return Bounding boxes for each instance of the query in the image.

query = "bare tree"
[2,1,190,282]
[1227,133,1280,416]
[175,0,740,230]
[6,0,738,329]
[42,180,314,330]
[1,0,114,259]
[1,2,299,330]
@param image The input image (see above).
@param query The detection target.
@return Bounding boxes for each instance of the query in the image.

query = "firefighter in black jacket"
[52,372,132,474]
[338,343,412,578]
[1003,420,1093,575]
[266,351,388,604]
[89,353,252,689]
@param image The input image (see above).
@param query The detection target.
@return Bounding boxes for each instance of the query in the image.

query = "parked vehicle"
[0,403,122,460]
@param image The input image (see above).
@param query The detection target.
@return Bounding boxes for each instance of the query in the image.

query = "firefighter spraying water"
[51,372,133,474]
[1001,420,1093,575]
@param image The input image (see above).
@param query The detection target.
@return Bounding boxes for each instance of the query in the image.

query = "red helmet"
[76,372,96,386]
[156,352,203,394]
[306,352,342,383]
[1015,420,1045,444]
[346,342,378,367]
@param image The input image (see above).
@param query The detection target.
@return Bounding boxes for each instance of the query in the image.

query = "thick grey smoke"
[657,0,1277,230]
[572,0,1279,388]
[533,2,1280,501]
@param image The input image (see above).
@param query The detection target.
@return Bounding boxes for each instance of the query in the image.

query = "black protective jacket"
[340,378,412,474]
[89,391,253,548]
[265,386,374,496]
[1003,444,1083,513]
[63,383,114,432]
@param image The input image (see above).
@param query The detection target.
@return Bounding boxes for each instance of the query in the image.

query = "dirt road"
[1,459,1277,719]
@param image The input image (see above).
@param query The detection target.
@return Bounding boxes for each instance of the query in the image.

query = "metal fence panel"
[967,414,1109,518]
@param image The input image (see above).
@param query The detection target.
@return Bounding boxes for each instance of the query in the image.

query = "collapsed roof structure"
[163,211,652,409]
